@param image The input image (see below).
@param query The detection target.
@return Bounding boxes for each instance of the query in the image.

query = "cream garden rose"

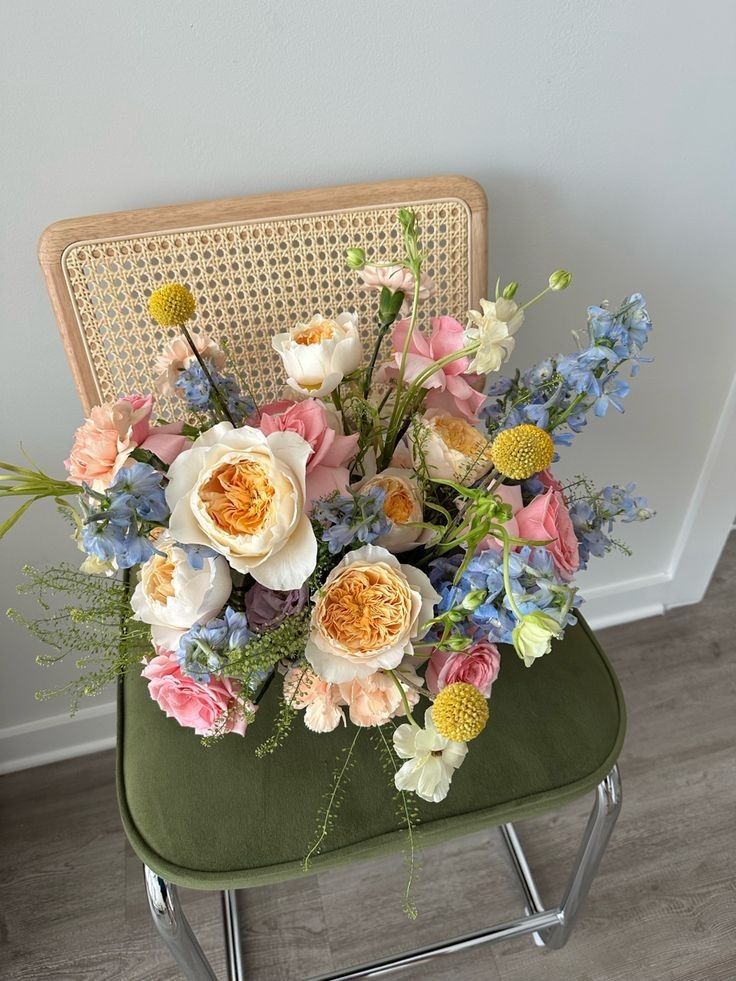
[357,468,433,553]
[305,544,439,683]
[166,422,317,590]
[272,312,362,399]
[408,410,493,482]
[130,532,232,649]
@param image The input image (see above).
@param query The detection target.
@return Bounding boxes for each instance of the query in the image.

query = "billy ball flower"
[431,682,489,742]
[149,283,196,327]
[491,424,554,480]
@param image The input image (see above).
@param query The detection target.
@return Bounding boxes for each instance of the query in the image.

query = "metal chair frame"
[144,766,622,979]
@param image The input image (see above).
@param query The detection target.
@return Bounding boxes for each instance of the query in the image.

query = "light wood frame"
[38,175,487,414]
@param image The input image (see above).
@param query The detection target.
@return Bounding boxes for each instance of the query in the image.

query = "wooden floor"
[2,536,735,981]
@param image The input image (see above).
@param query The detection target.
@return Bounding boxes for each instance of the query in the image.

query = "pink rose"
[426,641,501,697]
[257,398,359,505]
[515,489,580,582]
[142,650,253,737]
[380,316,485,422]
[358,265,434,315]
[536,469,564,495]
[65,394,191,491]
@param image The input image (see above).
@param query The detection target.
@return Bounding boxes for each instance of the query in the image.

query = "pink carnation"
[426,641,501,697]
[65,394,190,491]
[142,650,253,737]
[153,331,227,398]
[515,489,580,582]
[283,664,420,730]
[283,664,345,732]
[338,670,419,728]
[358,265,434,315]
[257,398,359,505]
[380,316,485,422]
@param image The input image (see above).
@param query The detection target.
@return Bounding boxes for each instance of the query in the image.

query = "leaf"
[0,496,41,539]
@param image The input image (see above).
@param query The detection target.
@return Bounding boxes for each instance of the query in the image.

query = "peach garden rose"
[165,422,317,590]
[304,544,439,683]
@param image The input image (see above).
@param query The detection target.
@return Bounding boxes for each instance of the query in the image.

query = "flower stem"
[181,325,237,427]
[388,669,419,728]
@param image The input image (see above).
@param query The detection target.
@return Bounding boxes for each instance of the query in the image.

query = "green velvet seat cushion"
[117,617,624,890]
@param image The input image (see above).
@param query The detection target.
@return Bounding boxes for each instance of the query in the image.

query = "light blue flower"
[177,607,252,682]
[313,487,391,555]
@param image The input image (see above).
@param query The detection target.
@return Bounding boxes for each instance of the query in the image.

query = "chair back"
[38,176,487,415]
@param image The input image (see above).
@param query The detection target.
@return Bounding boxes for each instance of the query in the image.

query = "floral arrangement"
[2,210,653,912]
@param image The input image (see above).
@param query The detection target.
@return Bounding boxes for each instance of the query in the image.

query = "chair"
[38,176,624,980]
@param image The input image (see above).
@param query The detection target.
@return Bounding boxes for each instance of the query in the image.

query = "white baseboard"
[0,699,116,776]
[580,570,670,631]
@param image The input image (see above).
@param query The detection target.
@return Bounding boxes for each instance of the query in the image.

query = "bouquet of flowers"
[2,209,653,906]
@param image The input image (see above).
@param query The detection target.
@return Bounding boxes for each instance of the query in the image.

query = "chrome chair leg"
[143,767,622,978]
[542,764,622,949]
[500,764,623,950]
[222,889,245,980]
[143,865,219,980]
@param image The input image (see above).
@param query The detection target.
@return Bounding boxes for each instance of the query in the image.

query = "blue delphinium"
[80,463,169,569]
[429,546,578,648]
[176,359,255,424]
[481,294,653,447]
[312,487,391,555]
[177,607,252,683]
[567,480,654,569]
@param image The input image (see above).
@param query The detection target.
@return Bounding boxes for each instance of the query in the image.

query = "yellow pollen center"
[320,566,411,655]
[294,320,336,345]
[200,459,275,537]
[434,416,491,459]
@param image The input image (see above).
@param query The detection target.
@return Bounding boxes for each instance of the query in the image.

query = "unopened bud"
[548,269,572,291]
[461,588,487,611]
[502,281,519,300]
[445,634,472,651]
[346,247,366,270]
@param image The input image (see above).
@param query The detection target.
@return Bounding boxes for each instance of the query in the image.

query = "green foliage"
[226,610,311,693]
[373,725,422,919]
[302,727,362,871]
[8,564,150,713]
[0,459,81,541]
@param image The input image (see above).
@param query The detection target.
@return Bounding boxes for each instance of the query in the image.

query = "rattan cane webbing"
[62,200,472,415]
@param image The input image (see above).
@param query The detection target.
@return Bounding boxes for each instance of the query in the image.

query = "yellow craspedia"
[148,283,196,327]
[491,424,554,480]
[432,682,489,742]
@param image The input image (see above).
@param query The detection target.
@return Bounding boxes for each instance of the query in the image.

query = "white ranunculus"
[408,410,493,483]
[131,533,232,649]
[393,707,467,803]
[272,312,362,399]
[511,611,563,667]
[166,422,317,590]
[357,468,434,553]
[465,298,525,375]
[305,544,440,684]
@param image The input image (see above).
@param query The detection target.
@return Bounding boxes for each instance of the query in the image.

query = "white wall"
[2,0,735,771]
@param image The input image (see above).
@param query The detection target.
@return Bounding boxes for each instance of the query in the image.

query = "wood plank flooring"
[1,536,735,981]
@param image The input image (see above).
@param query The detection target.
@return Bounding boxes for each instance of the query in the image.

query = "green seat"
[117,617,625,891]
